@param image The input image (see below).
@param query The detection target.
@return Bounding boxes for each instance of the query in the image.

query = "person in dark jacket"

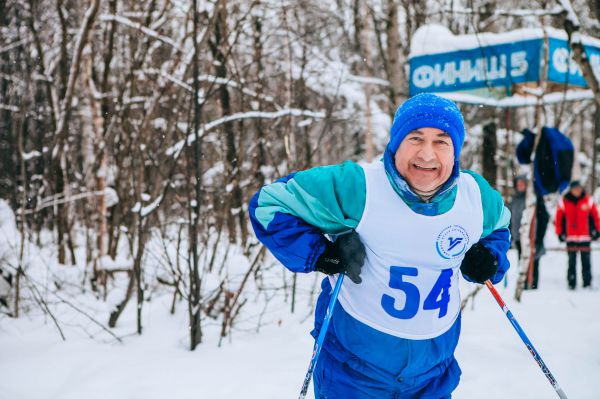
[555,180,600,289]
[509,175,527,259]
[509,175,548,289]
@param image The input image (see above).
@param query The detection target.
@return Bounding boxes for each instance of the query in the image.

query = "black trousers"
[567,242,592,288]
[515,240,540,289]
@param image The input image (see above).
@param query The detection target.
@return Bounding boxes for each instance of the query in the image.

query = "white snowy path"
[1,247,600,399]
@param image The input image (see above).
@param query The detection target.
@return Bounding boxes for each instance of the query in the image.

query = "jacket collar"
[565,191,587,203]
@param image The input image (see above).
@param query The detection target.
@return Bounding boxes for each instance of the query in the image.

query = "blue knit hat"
[387,93,466,160]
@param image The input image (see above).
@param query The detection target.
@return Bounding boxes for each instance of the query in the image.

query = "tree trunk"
[563,7,600,108]
[134,219,146,334]
[251,14,267,188]
[108,271,135,328]
[591,105,600,192]
[482,122,498,187]
[385,0,403,109]
[83,46,108,290]
[209,2,247,246]
[52,0,101,266]
[188,0,205,350]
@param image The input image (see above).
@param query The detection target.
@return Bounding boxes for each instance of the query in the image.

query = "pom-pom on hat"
[387,93,466,160]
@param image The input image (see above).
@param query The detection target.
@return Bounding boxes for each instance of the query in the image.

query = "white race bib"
[332,162,483,339]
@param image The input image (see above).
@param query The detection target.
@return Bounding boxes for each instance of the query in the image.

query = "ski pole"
[298,273,344,399]
[484,280,568,399]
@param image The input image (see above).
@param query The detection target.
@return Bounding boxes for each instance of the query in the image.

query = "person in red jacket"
[555,181,600,289]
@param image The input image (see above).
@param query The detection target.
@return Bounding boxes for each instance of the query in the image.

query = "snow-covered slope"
[1,243,599,398]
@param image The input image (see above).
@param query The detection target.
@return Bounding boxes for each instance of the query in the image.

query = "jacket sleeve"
[516,129,535,164]
[590,199,600,233]
[555,199,565,236]
[249,161,366,273]
[462,170,511,284]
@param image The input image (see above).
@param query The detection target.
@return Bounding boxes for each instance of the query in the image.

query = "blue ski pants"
[313,348,460,399]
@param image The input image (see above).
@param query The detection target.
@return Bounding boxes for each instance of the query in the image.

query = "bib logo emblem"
[436,225,469,259]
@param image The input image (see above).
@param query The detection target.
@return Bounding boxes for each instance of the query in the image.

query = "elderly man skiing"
[249,93,511,398]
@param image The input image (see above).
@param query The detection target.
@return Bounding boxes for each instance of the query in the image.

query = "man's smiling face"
[394,127,455,193]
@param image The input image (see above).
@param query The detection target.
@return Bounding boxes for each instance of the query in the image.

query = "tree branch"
[560,1,600,108]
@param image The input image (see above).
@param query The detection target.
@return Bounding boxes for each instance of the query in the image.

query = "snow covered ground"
[1,244,599,399]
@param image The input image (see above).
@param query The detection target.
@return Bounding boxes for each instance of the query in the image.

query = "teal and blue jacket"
[248,160,510,389]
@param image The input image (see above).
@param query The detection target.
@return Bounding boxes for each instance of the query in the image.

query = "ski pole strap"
[298,273,344,399]
[484,280,568,399]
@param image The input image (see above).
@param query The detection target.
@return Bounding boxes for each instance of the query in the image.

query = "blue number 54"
[381,267,453,320]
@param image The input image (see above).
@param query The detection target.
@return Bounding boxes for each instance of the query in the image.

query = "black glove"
[592,230,600,241]
[315,231,365,284]
[460,243,498,284]
[558,234,566,242]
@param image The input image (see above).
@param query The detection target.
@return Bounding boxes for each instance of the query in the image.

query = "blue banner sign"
[409,39,542,96]
[547,38,600,87]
